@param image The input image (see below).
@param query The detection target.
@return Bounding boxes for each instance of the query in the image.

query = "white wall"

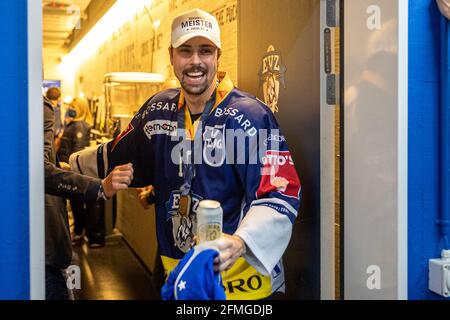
[43,49,76,98]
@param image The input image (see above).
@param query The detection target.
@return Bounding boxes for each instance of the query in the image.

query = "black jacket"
[58,120,91,163]
[44,97,101,268]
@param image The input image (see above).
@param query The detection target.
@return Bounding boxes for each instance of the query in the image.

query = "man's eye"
[177,47,192,54]
[200,48,213,55]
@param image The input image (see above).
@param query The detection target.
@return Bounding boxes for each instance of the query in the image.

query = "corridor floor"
[71,234,160,300]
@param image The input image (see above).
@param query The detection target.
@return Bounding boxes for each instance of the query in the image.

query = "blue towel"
[161,244,226,300]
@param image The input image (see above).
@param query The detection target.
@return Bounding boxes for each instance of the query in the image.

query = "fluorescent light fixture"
[62,0,148,72]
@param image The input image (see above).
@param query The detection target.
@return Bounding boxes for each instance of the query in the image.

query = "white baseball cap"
[171,8,221,49]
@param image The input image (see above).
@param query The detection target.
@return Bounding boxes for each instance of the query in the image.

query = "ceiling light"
[61,0,148,73]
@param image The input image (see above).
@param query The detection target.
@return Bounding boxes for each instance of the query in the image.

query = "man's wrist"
[234,234,247,255]
[98,182,110,200]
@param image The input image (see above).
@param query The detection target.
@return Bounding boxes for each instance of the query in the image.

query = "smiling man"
[70,8,301,300]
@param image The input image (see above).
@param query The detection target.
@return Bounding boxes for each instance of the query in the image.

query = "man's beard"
[181,80,209,96]
[180,65,214,96]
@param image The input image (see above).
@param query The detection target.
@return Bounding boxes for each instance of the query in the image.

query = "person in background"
[58,98,93,163]
[44,95,134,299]
[58,97,105,247]
[45,87,63,145]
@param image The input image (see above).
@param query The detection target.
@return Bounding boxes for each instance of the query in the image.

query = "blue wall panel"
[408,0,446,300]
[0,0,29,299]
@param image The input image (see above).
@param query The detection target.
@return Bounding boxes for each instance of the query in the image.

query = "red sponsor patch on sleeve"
[111,123,134,152]
[256,150,301,199]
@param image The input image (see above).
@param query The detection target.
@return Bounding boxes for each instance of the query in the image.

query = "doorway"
[238,0,343,299]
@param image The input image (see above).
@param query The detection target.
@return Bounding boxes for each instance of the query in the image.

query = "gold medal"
[178,194,191,217]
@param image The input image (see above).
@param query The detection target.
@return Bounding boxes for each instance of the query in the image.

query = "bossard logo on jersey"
[259,45,287,113]
[203,125,226,167]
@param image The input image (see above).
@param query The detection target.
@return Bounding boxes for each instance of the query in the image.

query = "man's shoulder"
[138,88,181,118]
[228,88,273,115]
[43,97,55,124]
[43,96,54,111]
[216,88,276,126]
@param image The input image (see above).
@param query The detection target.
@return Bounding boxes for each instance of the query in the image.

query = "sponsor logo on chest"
[144,120,178,139]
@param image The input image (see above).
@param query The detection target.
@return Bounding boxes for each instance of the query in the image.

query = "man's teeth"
[187,72,204,77]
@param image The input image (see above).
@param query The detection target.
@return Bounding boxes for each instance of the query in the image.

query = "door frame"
[28,0,45,300]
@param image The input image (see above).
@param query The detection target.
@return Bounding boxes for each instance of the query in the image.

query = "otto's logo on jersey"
[259,45,287,114]
[261,151,294,166]
[257,150,300,199]
[111,123,134,151]
[144,120,177,140]
[203,125,226,167]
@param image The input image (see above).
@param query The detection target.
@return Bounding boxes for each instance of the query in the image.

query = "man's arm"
[44,101,101,201]
[216,103,301,275]
[68,100,154,188]
[44,101,132,200]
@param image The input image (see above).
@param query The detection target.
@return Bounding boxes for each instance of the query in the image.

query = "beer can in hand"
[197,200,223,243]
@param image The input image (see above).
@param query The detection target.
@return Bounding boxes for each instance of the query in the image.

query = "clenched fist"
[102,163,134,198]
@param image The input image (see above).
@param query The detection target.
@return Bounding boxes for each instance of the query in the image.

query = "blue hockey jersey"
[71,72,301,299]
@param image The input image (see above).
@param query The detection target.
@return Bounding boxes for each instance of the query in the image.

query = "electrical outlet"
[429,251,450,298]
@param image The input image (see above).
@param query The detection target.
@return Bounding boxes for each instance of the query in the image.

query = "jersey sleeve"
[231,100,302,275]
[69,100,154,187]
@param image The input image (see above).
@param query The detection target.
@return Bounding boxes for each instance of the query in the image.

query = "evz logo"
[203,125,226,167]
[259,45,287,113]
[166,191,202,253]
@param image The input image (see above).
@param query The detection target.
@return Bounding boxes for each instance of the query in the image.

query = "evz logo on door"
[259,45,287,113]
